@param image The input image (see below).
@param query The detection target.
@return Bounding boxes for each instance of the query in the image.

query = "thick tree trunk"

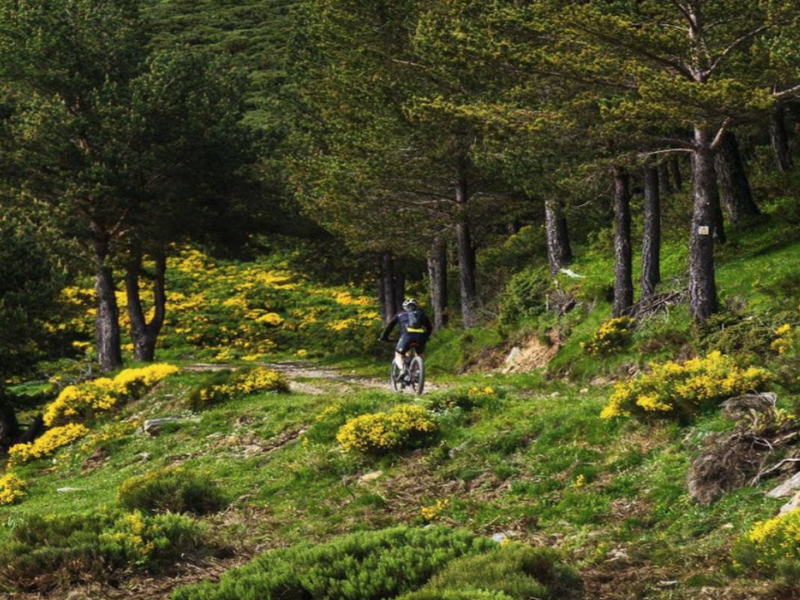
[393,270,406,313]
[0,389,20,451]
[544,198,572,274]
[95,260,123,372]
[689,131,719,322]
[669,155,683,191]
[771,102,793,173]
[612,166,634,317]
[658,161,673,196]
[715,131,759,222]
[641,166,661,300]
[380,253,399,326]
[455,176,478,328]
[710,176,726,244]
[126,249,167,362]
[427,235,448,331]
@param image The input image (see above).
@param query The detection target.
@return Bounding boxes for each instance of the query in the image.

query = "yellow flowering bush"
[582,317,635,356]
[772,323,794,355]
[733,508,800,577]
[8,423,90,465]
[44,364,179,427]
[420,498,450,521]
[188,367,289,410]
[337,404,437,454]
[0,473,26,505]
[601,351,771,423]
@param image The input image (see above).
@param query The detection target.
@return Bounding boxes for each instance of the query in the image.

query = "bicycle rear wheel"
[390,361,402,392]
[408,356,425,395]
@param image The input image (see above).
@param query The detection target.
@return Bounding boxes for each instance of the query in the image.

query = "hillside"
[2,189,800,599]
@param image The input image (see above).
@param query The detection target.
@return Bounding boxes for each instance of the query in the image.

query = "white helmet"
[402,298,418,310]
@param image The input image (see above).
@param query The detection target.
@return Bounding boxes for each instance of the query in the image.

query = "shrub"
[187,367,289,411]
[8,423,90,465]
[171,526,496,600]
[0,472,26,505]
[44,363,179,426]
[0,510,208,591]
[425,385,505,414]
[732,508,800,581]
[498,267,551,326]
[336,404,437,454]
[694,314,773,365]
[601,351,772,423]
[117,465,228,515]
[581,317,635,356]
[304,397,382,445]
[398,543,582,600]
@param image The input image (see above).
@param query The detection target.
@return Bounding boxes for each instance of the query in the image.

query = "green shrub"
[581,317,635,356]
[336,404,438,454]
[498,267,551,326]
[0,510,208,591]
[117,465,228,515]
[694,313,774,365]
[171,526,496,600]
[187,366,289,411]
[398,543,582,600]
[425,385,505,414]
[601,351,772,423]
[304,396,383,445]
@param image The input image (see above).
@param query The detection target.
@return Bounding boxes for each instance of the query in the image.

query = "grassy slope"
[4,193,800,598]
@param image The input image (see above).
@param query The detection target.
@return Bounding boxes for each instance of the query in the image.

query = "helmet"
[402,298,418,310]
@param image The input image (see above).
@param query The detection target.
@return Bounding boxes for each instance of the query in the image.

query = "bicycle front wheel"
[409,356,425,395]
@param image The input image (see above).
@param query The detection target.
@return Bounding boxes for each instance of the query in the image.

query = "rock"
[505,347,521,365]
[781,491,800,515]
[358,471,383,484]
[140,416,200,436]
[57,487,83,493]
[243,444,263,458]
[491,533,507,544]
[768,471,800,498]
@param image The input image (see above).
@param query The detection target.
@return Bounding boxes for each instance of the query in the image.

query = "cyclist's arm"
[380,315,399,340]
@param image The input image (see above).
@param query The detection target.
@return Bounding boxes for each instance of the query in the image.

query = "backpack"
[406,309,424,331]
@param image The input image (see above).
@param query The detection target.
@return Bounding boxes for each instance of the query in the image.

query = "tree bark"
[715,131,759,222]
[94,242,123,371]
[612,166,634,317]
[380,253,399,326]
[455,175,478,328]
[126,249,167,362]
[641,166,661,300]
[689,130,719,322]
[669,155,683,190]
[658,161,673,196]
[771,101,793,173]
[427,235,448,331]
[544,198,572,274]
[0,389,20,451]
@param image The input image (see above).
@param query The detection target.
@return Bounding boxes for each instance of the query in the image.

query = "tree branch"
[706,25,767,77]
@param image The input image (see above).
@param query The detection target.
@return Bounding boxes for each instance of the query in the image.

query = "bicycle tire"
[409,356,425,395]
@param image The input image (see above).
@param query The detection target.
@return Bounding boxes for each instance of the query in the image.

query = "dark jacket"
[380,309,433,339]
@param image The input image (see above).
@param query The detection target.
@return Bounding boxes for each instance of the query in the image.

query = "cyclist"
[379,298,433,382]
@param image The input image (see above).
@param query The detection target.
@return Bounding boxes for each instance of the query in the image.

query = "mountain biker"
[379,298,433,381]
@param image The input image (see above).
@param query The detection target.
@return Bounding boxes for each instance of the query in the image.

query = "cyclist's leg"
[395,335,410,370]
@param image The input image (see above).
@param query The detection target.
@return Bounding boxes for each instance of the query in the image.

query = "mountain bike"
[386,341,425,395]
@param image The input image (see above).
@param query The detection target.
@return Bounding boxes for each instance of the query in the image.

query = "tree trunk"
[393,270,406,313]
[658,161,673,196]
[544,198,572,274]
[715,131,759,222]
[710,174,726,244]
[689,131,719,322]
[0,389,20,451]
[669,155,683,190]
[95,261,123,372]
[455,176,478,328]
[427,235,448,331]
[641,166,661,300]
[771,101,793,173]
[380,253,398,326]
[126,249,167,362]
[612,166,634,317]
